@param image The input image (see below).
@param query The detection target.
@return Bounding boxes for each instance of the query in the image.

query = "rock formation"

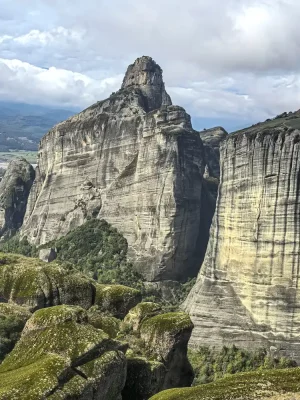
[0,305,127,399]
[199,126,227,180]
[21,56,204,282]
[0,157,35,238]
[149,367,300,400]
[197,127,227,265]
[0,252,141,313]
[184,112,300,362]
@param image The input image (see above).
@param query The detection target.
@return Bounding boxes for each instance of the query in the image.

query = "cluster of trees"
[0,219,144,290]
[0,315,25,362]
[189,345,297,386]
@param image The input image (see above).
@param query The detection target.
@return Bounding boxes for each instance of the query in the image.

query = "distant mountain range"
[0,102,77,151]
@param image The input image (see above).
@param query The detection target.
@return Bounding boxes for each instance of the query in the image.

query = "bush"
[0,316,25,362]
[188,345,297,386]
[41,219,145,290]
[0,234,37,258]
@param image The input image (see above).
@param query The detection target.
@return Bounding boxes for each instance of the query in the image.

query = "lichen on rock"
[0,305,127,400]
[0,252,95,311]
[124,302,162,332]
[95,283,142,319]
[140,312,194,390]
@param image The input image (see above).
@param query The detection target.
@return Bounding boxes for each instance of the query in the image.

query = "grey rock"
[39,247,57,263]
[199,126,228,179]
[140,312,194,390]
[0,157,35,238]
[184,113,300,362]
[21,56,205,282]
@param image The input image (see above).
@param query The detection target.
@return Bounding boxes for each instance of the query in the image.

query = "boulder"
[122,357,166,400]
[0,253,95,310]
[140,312,194,389]
[124,302,162,332]
[95,284,142,319]
[0,305,127,400]
[39,247,57,263]
[88,308,121,338]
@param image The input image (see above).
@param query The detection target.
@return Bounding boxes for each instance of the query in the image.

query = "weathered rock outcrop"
[0,305,127,399]
[0,253,141,314]
[149,368,300,400]
[21,56,204,282]
[199,126,227,180]
[0,253,95,311]
[140,312,194,389]
[0,158,35,238]
[197,127,227,265]
[184,113,300,362]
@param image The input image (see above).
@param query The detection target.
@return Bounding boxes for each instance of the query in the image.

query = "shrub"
[188,345,297,386]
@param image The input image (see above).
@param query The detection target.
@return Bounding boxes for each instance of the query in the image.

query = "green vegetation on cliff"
[188,345,296,386]
[149,367,300,400]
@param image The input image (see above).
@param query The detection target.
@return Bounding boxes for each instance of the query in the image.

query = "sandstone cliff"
[0,158,35,238]
[184,112,300,361]
[197,127,227,265]
[21,56,204,282]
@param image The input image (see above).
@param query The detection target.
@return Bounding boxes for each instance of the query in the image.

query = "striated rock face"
[199,126,227,179]
[21,56,204,282]
[184,114,300,361]
[0,158,35,238]
[197,127,227,266]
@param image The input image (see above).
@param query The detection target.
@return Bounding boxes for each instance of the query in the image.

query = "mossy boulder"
[0,305,127,399]
[149,367,300,400]
[95,283,142,319]
[0,303,31,362]
[122,356,166,400]
[88,308,121,338]
[0,252,95,311]
[124,302,162,331]
[140,312,194,390]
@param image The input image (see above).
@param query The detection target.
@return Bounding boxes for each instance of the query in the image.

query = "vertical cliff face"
[200,126,228,180]
[184,114,300,361]
[21,56,205,282]
[197,127,228,266]
[0,158,35,238]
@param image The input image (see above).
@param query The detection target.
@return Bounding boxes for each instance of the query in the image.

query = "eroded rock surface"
[140,312,194,389]
[184,113,300,362]
[199,126,227,179]
[0,253,95,311]
[0,305,127,400]
[0,158,35,238]
[21,56,204,282]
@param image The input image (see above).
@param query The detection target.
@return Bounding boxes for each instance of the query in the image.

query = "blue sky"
[1,0,300,132]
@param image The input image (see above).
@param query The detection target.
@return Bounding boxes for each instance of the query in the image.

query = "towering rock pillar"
[21,56,205,282]
[184,115,300,361]
[0,158,35,238]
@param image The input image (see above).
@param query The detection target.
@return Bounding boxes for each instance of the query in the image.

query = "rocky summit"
[184,112,300,362]
[21,56,206,282]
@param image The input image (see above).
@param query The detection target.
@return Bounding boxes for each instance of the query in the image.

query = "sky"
[1,0,300,131]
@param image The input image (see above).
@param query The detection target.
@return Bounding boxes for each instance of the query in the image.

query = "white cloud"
[1,0,300,128]
[0,58,123,108]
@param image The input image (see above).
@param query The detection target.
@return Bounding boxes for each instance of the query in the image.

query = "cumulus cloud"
[1,0,300,130]
[0,58,122,108]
